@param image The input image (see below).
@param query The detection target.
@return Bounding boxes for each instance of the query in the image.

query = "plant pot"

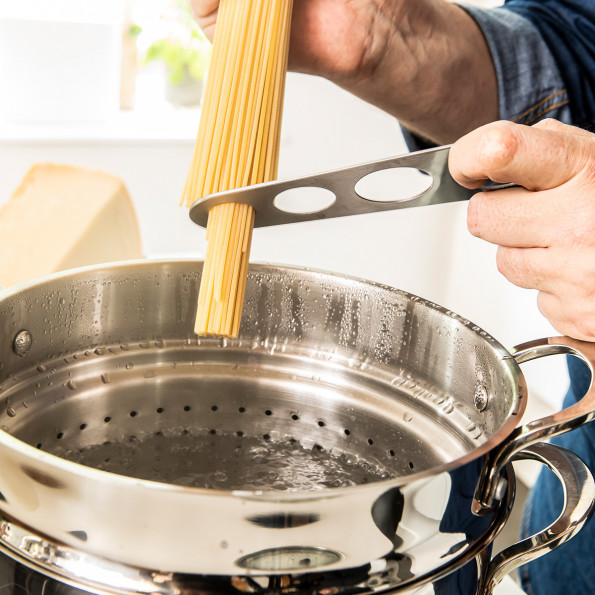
[165,65,203,107]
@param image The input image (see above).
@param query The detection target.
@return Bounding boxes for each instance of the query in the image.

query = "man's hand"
[189,0,498,144]
[450,119,595,341]
[191,0,381,80]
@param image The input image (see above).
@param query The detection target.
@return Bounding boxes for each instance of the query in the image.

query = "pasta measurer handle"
[189,145,514,229]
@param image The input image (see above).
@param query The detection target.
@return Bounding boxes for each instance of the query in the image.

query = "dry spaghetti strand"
[181,0,293,338]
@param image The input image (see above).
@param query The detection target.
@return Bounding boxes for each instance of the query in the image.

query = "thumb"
[449,120,591,191]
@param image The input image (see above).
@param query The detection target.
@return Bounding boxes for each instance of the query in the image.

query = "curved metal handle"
[474,337,595,513]
[479,442,595,594]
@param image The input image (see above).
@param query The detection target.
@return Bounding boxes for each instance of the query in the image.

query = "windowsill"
[0,70,201,143]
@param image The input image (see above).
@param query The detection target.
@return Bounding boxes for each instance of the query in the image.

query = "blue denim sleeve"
[402,5,571,152]
[502,0,595,129]
[462,6,571,125]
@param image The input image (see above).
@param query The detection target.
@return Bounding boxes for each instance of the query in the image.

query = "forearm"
[325,0,498,145]
[192,0,573,143]
[400,4,574,151]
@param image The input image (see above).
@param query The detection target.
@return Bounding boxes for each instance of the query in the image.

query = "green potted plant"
[145,1,210,107]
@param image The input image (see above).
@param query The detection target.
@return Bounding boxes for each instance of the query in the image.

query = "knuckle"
[580,141,595,181]
[534,118,566,132]
[496,248,529,287]
[572,293,595,340]
[535,291,551,318]
[578,318,595,342]
[467,195,485,238]
[495,247,510,277]
[566,310,595,341]
[537,290,595,342]
[560,211,595,249]
[536,292,564,333]
[478,121,519,171]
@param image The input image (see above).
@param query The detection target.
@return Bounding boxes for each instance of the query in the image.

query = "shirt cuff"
[462,5,571,125]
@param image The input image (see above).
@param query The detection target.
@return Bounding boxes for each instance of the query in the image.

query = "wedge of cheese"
[0,163,143,288]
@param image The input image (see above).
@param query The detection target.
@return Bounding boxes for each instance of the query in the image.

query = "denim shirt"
[400,7,573,149]
[462,5,572,125]
[465,1,595,129]
[403,3,593,150]
[501,0,595,129]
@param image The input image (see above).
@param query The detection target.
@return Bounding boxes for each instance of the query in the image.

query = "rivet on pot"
[13,330,32,356]
[474,384,489,412]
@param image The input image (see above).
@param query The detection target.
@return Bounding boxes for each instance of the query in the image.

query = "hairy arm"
[190,0,498,144]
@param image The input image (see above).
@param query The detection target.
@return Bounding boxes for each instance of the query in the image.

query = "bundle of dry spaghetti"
[181,0,293,337]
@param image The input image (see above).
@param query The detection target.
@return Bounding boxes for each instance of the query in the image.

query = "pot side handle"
[479,442,595,595]
[474,336,595,514]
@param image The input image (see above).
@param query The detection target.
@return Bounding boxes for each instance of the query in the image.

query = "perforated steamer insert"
[5,333,470,491]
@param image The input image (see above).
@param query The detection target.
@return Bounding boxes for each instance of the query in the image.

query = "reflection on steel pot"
[0,260,593,594]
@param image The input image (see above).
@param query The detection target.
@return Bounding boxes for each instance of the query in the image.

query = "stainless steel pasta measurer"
[189,145,484,228]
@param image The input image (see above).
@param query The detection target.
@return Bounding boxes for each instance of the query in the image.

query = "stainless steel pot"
[0,260,593,593]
